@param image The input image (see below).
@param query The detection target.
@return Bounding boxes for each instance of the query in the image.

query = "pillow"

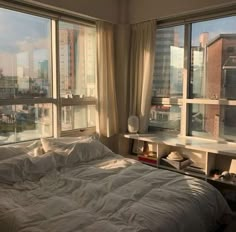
[26,140,42,150]
[0,146,30,161]
[0,139,45,161]
[50,136,94,143]
[41,137,114,166]
[41,136,91,153]
[22,152,57,181]
[0,141,46,183]
[0,155,27,184]
[66,140,114,166]
[0,151,64,184]
[0,138,115,184]
[26,140,45,157]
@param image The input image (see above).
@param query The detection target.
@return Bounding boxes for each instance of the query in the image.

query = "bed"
[0,137,232,232]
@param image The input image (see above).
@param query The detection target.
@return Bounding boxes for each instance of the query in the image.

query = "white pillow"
[22,152,57,181]
[0,146,30,161]
[0,155,27,184]
[0,151,64,184]
[0,139,45,161]
[41,136,91,152]
[41,137,114,166]
[26,140,45,157]
[66,140,114,166]
[26,140,42,150]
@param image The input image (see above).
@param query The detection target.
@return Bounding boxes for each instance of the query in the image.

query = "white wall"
[22,0,119,23]
[129,0,236,23]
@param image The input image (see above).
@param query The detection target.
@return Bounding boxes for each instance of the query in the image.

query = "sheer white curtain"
[96,21,118,137]
[129,20,156,133]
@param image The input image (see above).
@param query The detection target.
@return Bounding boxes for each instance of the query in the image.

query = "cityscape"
[1,8,236,143]
[0,8,52,143]
[0,9,96,144]
[150,16,236,141]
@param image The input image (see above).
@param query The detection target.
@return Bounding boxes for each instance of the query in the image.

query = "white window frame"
[57,20,97,136]
[0,2,97,144]
[151,9,236,144]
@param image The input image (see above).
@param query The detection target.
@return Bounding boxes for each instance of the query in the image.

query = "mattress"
[0,137,232,232]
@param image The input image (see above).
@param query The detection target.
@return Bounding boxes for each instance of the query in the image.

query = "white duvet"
[0,138,232,232]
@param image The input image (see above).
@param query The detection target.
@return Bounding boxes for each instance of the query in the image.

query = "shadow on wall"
[99,134,119,154]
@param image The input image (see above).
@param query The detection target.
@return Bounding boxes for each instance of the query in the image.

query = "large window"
[150,25,184,133]
[0,7,97,144]
[151,15,236,142]
[0,8,53,144]
[59,22,96,132]
[0,9,51,99]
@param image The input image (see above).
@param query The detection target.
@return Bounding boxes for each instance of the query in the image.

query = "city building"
[205,34,236,138]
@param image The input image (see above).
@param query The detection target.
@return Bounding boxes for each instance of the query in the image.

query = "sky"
[0,7,50,54]
[157,15,236,47]
[192,16,236,46]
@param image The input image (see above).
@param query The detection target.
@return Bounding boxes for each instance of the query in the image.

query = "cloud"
[16,38,49,52]
[0,8,50,53]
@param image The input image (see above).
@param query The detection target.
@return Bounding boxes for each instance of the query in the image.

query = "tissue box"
[160,157,191,170]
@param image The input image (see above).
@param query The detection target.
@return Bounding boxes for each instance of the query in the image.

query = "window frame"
[0,3,97,144]
[57,20,97,136]
[151,9,236,143]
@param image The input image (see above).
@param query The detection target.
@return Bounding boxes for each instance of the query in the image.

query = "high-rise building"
[59,27,75,97]
[0,53,17,77]
[205,34,236,137]
[152,28,175,97]
[207,34,236,99]
[59,24,96,130]
[152,28,184,97]
[76,26,96,97]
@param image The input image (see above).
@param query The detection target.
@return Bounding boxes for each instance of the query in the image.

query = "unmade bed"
[0,137,232,232]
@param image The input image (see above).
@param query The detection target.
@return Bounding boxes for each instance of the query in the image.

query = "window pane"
[152,26,184,98]
[0,104,53,144]
[61,105,96,131]
[189,104,236,142]
[149,104,181,131]
[59,22,96,98]
[0,8,51,99]
[190,16,236,99]
[223,106,236,141]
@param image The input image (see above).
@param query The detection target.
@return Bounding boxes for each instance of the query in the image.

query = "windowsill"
[123,132,236,156]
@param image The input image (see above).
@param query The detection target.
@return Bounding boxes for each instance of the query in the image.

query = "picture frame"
[132,140,144,154]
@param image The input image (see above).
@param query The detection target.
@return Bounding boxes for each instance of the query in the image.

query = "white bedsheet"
[0,154,231,232]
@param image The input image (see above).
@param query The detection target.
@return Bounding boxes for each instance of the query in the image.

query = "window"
[59,21,96,132]
[150,25,184,133]
[151,15,236,142]
[0,8,53,144]
[149,104,181,131]
[61,105,96,130]
[0,7,97,144]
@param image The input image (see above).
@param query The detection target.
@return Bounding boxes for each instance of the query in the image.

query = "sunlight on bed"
[95,158,137,170]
